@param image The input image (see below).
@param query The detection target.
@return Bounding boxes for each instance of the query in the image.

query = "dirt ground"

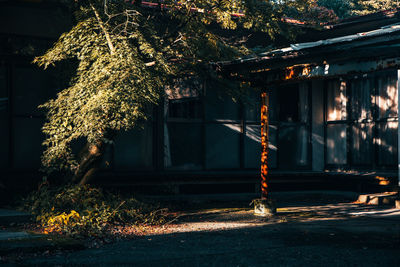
[4,192,400,266]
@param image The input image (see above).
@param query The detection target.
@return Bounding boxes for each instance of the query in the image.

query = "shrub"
[21,185,166,237]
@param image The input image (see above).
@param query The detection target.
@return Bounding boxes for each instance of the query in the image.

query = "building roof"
[215,9,400,77]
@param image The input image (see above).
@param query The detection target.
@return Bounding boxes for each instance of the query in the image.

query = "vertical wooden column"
[397,70,400,188]
[261,91,269,199]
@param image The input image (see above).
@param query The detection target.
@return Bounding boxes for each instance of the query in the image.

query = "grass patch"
[20,185,166,238]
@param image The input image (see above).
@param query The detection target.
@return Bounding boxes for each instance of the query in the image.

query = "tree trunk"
[72,141,105,185]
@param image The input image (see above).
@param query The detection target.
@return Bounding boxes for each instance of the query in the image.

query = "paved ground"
[2,192,400,266]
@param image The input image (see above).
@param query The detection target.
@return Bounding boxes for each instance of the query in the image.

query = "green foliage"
[317,0,352,18]
[34,2,169,175]
[21,185,165,237]
[317,0,399,18]
[351,0,399,15]
[35,0,335,178]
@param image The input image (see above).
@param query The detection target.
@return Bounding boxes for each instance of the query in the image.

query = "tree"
[317,0,352,18]
[351,0,399,15]
[34,0,332,185]
[317,0,399,18]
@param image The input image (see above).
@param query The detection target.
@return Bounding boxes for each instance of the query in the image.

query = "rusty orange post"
[260,91,269,199]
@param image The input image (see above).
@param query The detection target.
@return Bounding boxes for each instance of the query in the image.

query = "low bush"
[21,185,166,237]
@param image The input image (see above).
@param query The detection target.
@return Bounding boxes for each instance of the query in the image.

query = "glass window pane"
[326,124,347,165]
[350,78,372,120]
[245,91,260,122]
[206,124,240,169]
[0,98,6,113]
[268,88,278,122]
[166,123,202,170]
[245,88,278,123]
[268,125,278,168]
[378,74,398,119]
[277,83,309,123]
[0,111,9,169]
[0,65,6,98]
[165,77,201,100]
[114,124,153,170]
[279,84,299,122]
[377,122,398,166]
[299,83,309,123]
[351,123,372,165]
[12,117,44,170]
[278,125,309,169]
[205,87,240,121]
[326,80,347,121]
[244,124,277,169]
[13,67,56,116]
[168,98,202,119]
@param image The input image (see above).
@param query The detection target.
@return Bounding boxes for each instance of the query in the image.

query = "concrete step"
[0,210,84,256]
[0,208,33,225]
[0,230,34,241]
[357,192,398,206]
[0,230,84,255]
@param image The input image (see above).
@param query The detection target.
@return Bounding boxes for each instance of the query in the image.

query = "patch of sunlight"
[184,208,249,216]
[349,209,400,217]
[166,221,268,233]
[276,208,290,212]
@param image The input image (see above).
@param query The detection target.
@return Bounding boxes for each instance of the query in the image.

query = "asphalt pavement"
[1,191,400,266]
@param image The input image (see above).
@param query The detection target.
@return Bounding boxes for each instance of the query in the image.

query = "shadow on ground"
[15,194,400,267]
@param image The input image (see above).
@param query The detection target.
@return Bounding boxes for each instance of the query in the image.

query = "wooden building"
[1,1,399,195]
[216,9,400,191]
[0,1,264,194]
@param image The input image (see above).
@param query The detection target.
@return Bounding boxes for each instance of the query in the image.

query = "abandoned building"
[216,9,400,192]
[1,1,399,194]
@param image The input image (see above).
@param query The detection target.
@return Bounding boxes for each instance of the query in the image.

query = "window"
[167,123,203,169]
[0,65,7,111]
[326,124,347,165]
[351,123,372,165]
[113,125,153,170]
[277,83,310,169]
[165,78,204,170]
[0,64,8,169]
[376,74,398,166]
[325,71,398,170]
[279,85,299,122]
[13,66,56,116]
[326,80,347,121]
[206,124,240,169]
[350,78,372,121]
[349,78,373,165]
[378,75,398,119]
[377,122,398,166]
[168,98,202,119]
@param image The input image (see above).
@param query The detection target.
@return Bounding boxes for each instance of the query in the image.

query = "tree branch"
[91,3,116,55]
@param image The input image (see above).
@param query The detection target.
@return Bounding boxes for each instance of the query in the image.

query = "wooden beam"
[261,91,269,199]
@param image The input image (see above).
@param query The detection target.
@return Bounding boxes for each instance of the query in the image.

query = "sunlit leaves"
[36,0,329,176]
[23,185,165,237]
[317,0,399,18]
[351,0,398,15]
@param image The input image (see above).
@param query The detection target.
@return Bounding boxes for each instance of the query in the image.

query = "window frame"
[324,70,398,171]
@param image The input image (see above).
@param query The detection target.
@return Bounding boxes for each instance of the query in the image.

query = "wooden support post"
[397,70,400,189]
[260,91,269,199]
[395,70,400,209]
[254,90,275,216]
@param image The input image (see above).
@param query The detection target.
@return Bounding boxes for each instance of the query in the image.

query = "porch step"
[0,209,33,225]
[357,192,398,206]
